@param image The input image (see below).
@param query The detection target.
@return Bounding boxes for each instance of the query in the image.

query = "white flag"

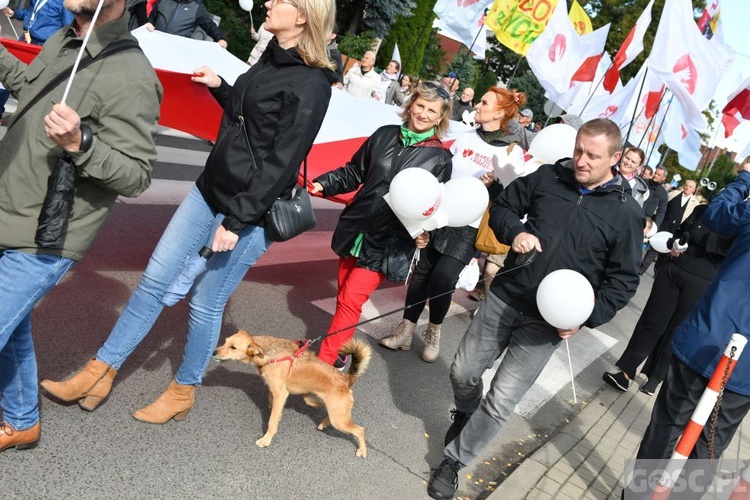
[526,0,582,103]
[433,18,487,60]
[663,100,703,171]
[433,0,493,52]
[569,63,646,127]
[648,0,732,130]
[603,0,654,93]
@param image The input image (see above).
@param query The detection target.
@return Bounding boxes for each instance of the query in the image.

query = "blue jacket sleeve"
[702,170,750,238]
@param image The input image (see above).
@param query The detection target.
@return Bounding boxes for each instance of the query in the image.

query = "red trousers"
[318,256,384,364]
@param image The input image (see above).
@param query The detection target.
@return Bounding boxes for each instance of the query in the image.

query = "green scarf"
[400,124,434,146]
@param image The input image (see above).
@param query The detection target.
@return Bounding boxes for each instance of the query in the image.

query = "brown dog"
[213,330,371,457]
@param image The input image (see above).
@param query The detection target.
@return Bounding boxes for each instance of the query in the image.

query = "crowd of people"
[0,1,748,499]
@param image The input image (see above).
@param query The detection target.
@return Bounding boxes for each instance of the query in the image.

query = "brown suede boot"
[132,379,195,424]
[40,359,117,411]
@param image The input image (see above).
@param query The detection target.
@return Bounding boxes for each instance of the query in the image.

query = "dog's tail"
[339,339,372,387]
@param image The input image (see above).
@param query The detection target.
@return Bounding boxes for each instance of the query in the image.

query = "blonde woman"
[41,0,339,423]
[311,82,453,367]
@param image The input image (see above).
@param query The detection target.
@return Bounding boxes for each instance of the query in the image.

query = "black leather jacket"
[489,159,645,328]
[315,125,453,281]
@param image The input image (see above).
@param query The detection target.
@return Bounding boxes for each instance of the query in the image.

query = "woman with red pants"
[311,82,453,367]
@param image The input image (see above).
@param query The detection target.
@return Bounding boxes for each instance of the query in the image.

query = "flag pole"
[507,56,523,89]
[636,89,669,149]
[645,95,674,166]
[622,67,650,149]
[578,56,613,116]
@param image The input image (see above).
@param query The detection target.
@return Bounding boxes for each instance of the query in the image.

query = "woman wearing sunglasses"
[380,87,529,362]
[41,0,339,423]
[311,82,453,367]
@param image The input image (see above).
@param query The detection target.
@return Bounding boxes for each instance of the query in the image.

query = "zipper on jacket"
[530,194,583,284]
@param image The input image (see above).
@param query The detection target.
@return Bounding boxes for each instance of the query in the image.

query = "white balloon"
[649,231,673,253]
[536,269,595,330]
[440,176,489,227]
[0,0,9,9]
[644,222,658,239]
[239,0,253,12]
[388,168,442,222]
[528,123,577,164]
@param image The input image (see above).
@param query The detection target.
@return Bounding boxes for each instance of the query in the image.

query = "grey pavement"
[0,123,743,499]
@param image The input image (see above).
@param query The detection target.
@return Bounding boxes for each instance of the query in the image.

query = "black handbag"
[236,81,316,243]
[264,159,317,242]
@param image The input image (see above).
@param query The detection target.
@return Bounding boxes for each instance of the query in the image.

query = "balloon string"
[4,14,19,40]
[61,0,105,105]
[565,339,577,404]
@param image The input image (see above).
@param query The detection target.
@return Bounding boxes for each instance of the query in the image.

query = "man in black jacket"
[428,118,644,500]
[639,165,670,275]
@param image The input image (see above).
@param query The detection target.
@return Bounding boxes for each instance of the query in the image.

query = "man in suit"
[640,179,699,275]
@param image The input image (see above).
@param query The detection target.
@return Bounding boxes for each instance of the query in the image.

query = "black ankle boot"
[444,409,471,446]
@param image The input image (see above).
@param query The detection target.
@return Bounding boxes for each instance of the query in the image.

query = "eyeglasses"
[269,0,296,6]
[423,81,450,100]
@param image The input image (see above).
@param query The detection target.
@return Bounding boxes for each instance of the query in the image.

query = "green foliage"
[447,53,479,90]
[474,70,499,102]
[361,0,417,38]
[703,153,738,200]
[418,30,447,80]
[378,0,437,74]
[338,31,377,61]
[510,69,546,124]
[203,0,257,62]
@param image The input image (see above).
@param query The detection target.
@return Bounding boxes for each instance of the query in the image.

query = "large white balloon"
[0,0,9,9]
[239,0,253,11]
[440,176,489,227]
[528,123,577,164]
[649,231,673,253]
[536,269,595,330]
[388,168,442,221]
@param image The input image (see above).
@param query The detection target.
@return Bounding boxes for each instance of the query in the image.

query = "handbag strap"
[8,39,142,131]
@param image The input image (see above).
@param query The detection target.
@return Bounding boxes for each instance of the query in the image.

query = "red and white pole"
[651,333,748,500]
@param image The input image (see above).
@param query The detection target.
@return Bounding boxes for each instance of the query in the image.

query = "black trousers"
[403,247,465,324]
[616,261,713,385]
[630,358,750,499]
[639,247,670,275]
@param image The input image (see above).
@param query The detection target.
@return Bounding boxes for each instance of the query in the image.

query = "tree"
[483,43,544,122]
[204,0,258,62]
[474,70,499,102]
[343,0,417,37]
[378,0,437,74]
[447,53,479,90]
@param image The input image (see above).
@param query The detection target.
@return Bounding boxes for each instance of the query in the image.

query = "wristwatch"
[79,124,93,153]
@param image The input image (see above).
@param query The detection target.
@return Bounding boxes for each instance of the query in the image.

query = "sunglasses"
[423,81,451,100]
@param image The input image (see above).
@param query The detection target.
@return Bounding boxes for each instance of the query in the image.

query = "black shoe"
[603,371,630,392]
[640,382,658,396]
[444,409,471,446]
[333,354,350,372]
[427,457,461,499]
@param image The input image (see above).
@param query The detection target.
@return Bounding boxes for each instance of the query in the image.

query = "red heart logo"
[422,206,435,217]
[463,148,474,158]
[549,35,567,62]
[673,54,697,95]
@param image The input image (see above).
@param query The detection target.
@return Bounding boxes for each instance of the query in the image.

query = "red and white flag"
[569,62,646,128]
[603,0,654,93]
[433,0,494,52]
[648,0,731,130]
[721,77,750,138]
[664,101,703,171]
[569,23,611,84]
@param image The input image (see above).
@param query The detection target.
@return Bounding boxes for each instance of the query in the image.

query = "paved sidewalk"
[491,381,750,499]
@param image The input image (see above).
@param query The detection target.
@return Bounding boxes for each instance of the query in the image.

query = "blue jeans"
[0,87,8,116]
[0,250,75,430]
[445,292,562,466]
[97,185,270,385]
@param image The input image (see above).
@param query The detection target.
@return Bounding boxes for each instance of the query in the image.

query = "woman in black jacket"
[41,0,338,423]
[311,82,453,366]
[379,87,527,362]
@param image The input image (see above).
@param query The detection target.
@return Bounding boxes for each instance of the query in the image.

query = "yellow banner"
[569,0,593,35]
[486,0,560,56]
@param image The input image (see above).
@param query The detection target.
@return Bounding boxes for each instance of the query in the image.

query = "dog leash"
[302,256,535,350]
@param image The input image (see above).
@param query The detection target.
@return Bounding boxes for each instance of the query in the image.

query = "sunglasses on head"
[423,81,451,100]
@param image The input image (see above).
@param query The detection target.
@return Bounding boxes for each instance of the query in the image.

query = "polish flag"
[603,0,654,93]
[721,77,750,138]
[648,0,732,130]
[569,23,611,84]
[568,62,646,128]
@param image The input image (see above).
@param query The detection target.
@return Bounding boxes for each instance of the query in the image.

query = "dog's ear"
[246,343,264,358]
